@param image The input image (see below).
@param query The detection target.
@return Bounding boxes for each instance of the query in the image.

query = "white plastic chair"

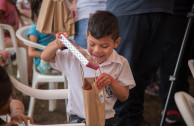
[188,59,194,78]
[16,25,68,118]
[0,76,84,126]
[174,91,194,126]
[0,24,28,86]
[174,59,194,126]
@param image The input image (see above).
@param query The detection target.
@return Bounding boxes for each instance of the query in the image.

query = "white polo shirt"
[51,49,135,119]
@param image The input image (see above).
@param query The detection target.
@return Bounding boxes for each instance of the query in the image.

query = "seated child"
[0,66,34,126]
[41,11,136,126]
[28,0,60,74]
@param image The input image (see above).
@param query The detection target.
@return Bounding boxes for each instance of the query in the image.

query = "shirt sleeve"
[117,58,136,89]
[27,24,40,38]
[51,49,76,76]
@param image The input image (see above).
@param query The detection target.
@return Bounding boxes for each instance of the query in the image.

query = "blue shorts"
[36,59,52,74]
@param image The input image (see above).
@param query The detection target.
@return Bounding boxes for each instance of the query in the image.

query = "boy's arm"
[109,78,129,102]
[96,73,129,102]
[41,40,61,63]
[41,34,67,63]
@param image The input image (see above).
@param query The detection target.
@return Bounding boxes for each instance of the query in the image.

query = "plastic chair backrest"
[174,60,194,126]
[0,24,18,51]
[188,60,194,78]
[0,24,28,86]
[16,25,46,50]
[174,91,194,126]
[10,75,68,100]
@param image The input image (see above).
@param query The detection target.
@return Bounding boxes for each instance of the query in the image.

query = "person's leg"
[74,19,89,49]
[114,13,169,126]
[105,117,119,126]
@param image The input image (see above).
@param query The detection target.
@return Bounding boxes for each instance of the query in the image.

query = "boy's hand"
[96,73,113,88]
[55,32,69,48]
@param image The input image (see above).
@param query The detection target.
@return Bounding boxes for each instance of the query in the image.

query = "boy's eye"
[101,45,109,48]
[90,43,95,46]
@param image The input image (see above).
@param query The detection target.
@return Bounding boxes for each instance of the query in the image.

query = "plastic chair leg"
[28,78,38,117]
[48,82,58,112]
[17,48,28,86]
[28,96,36,117]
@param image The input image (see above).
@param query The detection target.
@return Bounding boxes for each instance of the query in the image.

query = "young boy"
[41,11,136,125]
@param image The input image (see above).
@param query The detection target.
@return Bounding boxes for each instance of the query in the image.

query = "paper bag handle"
[80,64,101,82]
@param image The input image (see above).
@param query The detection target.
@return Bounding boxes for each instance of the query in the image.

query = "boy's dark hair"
[0,66,13,109]
[87,11,119,42]
[30,0,43,22]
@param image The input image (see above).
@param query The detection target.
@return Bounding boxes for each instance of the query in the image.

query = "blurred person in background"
[72,0,107,49]
[106,0,173,126]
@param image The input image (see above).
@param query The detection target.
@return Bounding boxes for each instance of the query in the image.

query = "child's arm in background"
[41,33,67,63]
[9,99,34,125]
[96,73,129,102]
[28,35,42,58]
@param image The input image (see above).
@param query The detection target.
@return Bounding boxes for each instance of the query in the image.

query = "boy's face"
[87,32,120,64]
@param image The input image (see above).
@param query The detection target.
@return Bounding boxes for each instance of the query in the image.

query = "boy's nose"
[93,46,101,53]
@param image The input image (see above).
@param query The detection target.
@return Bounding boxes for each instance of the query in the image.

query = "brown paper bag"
[36,0,54,34]
[81,67,105,126]
[36,0,75,35]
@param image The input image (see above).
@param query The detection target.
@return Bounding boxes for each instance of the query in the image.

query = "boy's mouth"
[92,54,104,59]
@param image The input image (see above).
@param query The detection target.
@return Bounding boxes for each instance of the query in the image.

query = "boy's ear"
[114,37,121,48]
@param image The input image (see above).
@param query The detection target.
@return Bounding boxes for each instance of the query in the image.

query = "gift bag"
[36,0,75,35]
[81,66,105,126]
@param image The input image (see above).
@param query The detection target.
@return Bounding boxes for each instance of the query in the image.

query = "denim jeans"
[74,19,89,49]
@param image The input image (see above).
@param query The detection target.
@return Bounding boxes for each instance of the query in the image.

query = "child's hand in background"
[11,113,33,126]
[96,73,113,88]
